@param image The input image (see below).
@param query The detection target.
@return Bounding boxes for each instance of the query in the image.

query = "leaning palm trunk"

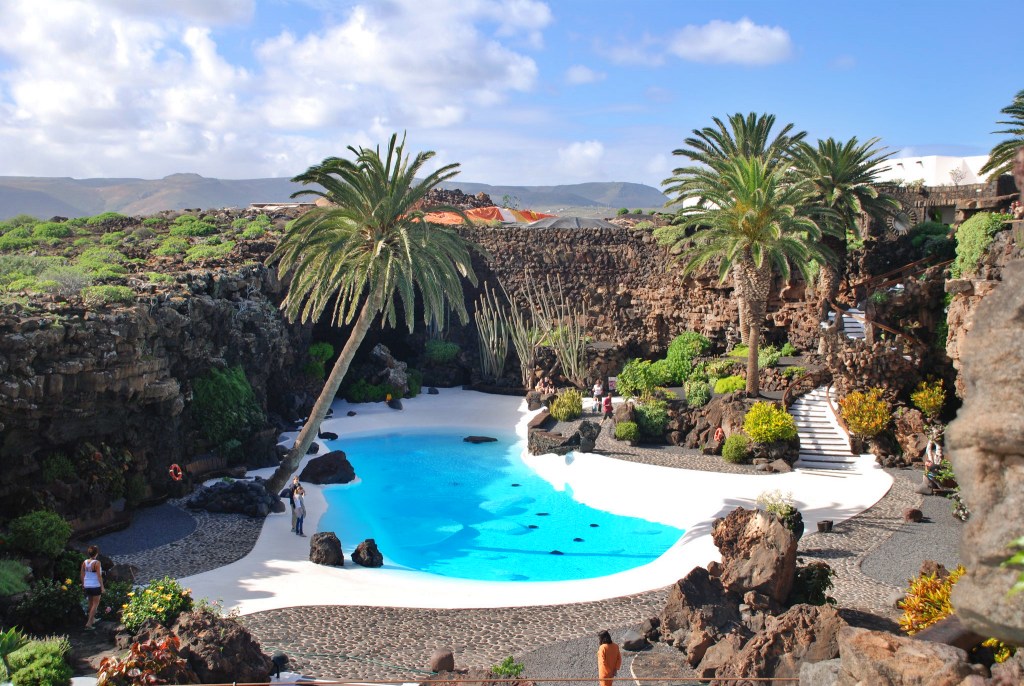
[529,275,588,388]
[474,283,509,383]
[269,292,380,493]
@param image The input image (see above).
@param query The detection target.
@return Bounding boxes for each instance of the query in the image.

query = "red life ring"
[713,427,725,443]
[168,464,184,481]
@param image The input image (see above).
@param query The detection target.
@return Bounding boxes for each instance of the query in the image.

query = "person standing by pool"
[81,545,104,630]
[281,475,300,531]
[294,485,307,537]
[597,630,620,686]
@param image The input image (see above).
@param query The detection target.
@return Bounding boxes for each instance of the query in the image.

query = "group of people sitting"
[535,376,556,395]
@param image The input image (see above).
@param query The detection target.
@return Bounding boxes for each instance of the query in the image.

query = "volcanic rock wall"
[465,226,821,357]
[0,264,311,522]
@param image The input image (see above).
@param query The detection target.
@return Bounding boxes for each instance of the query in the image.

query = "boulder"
[185,477,277,518]
[352,538,384,567]
[947,260,1024,645]
[172,609,274,684]
[904,508,923,523]
[620,629,648,651]
[658,566,740,666]
[769,459,793,474]
[428,648,455,672]
[714,603,845,681]
[307,442,320,454]
[309,532,344,566]
[695,630,747,679]
[640,616,660,642]
[577,420,601,453]
[800,657,840,685]
[525,391,543,411]
[464,436,497,444]
[613,401,635,425]
[427,387,439,395]
[527,421,603,456]
[387,398,404,410]
[834,626,983,685]
[299,450,356,484]
[712,507,798,605]
[318,430,339,441]
[894,408,929,461]
[371,343,409,395]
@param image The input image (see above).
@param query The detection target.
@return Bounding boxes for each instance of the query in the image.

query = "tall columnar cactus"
[506,281,544,390]
[528,274,589,389]
[473,283,509,383]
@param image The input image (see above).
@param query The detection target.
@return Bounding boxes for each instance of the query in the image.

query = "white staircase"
[791,387,859,470]
[824,308,866,340]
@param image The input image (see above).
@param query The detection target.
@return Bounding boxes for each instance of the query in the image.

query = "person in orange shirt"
[597,630,621,686]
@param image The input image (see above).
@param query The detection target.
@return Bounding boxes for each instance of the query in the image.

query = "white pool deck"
[181,388,892,615]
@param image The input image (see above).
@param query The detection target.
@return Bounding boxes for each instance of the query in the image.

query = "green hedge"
[722,434,751,463]
[550,389,583,422]
[191,366,264,445]
[951,212,1010,278]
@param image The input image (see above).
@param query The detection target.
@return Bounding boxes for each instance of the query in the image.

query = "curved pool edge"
[179,388,893,614]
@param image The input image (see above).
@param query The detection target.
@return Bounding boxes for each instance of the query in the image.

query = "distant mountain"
[0,173,669,220]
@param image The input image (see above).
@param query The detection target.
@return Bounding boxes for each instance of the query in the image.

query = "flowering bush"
[911,378,946,420]
[100,580,134,623]
[839,388,891,438]
[743,402,797,443]
[12,579,83,633]
[121,577,193,633]
[899,565,964,635]
[97,636,195,686]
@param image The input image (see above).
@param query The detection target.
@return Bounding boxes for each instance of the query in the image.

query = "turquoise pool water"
[317,429,685,582]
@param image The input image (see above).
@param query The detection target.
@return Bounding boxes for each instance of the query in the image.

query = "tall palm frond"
[980,89,1024,178]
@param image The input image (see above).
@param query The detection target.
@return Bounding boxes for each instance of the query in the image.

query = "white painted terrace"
[181,389,891,614]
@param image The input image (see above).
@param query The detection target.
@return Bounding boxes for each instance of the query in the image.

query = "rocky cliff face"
[466,226,821,357]
[0,263,311,525]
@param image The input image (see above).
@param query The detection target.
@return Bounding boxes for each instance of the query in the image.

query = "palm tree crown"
[267,133,478,491]
[980,89,1024,178]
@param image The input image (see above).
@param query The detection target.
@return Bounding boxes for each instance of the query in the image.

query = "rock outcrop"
[946,260,1024,645]
[299,450,356,484]
[172,609,275,684]
[309,532,344,567]
[352,538,384,567]
[712,508,798,606]
[658,566,740,666]
[185,478,278,518]
[832,626,984,686]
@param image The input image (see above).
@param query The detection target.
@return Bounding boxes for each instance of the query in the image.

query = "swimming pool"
[317,429,685,582]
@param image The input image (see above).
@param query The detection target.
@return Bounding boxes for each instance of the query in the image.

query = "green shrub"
[76,247,128,278]
[839,387,890,438]
[550,388,583,422]
[781,365,807,379]
[614,421,639,442]
[344,378,400,403]
[911,378,946,420]
[744,402,798,443]
[240,225,266,239]
[778,342,798,357]
[7,636,71,686]
[169,215,218,237]
[3,214,39,229]
[714,375,746,394]
[635,395,668,440]
[616,207,629,216]
[685,380,711,408]
[424,339,460,365]
[183,241,234,262]
[145,272,174,283]
[12,580,82,632]
[491,656,524,679]
[758,345,782,368]
[304,342,335,379]
[31,222,71,239]
[406,368,423,397]
[635,220,654,230]
[121,576,193,632]
[99,580,134,623]
[648,359,674,387]
[616,358,659,397]
[53,550,84,587]
[142,217,166,228]
[726,344,748,358]
[869,290,889,306]
[41,452,75,482]
[99,230,126,246]
[788,561,836,606]
[8,510,71,558]
[153,236,189,256]
[83,212,125,226]
[81,285,134,306]
[706,358,739,377]
[667,331,710,362]
[0,232,34,251]
[191,366,264,445]
[722,434,751,463]
[0,560,31,596]
[951,212,1010,278]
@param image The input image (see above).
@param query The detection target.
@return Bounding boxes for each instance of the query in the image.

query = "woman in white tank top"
[81,545,104,629]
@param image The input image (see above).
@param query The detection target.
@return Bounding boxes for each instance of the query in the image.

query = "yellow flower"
[145,589,153,594]
[64,578,73,585]
[122,603,128,609]
[60,585,67,591]
[127,592,134,597]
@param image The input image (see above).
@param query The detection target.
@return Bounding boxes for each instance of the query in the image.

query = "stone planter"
[817,520,834,533]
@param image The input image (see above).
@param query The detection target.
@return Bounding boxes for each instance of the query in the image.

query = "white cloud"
[668,17,792,65]
[557,140,605,179]
[605,34,665,66]
[565,65,606,85]
[103,0,254,23]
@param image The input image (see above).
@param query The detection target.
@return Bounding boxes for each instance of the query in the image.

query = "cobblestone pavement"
[111,443,921,680]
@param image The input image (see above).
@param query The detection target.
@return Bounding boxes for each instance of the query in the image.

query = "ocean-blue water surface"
[317,429,685,582]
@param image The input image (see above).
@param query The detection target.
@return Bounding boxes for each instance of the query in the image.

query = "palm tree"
[980,89,1024,179]
[657,155,826,396]
[794,137,900,321]
[267,134,478,491]
[663,113,807,344]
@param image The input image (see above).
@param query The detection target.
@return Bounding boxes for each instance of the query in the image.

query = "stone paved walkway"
[110,441,924,681]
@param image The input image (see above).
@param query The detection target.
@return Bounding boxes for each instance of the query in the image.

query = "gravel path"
[92,503,196,555]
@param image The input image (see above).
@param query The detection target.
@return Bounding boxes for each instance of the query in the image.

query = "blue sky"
[0,0,1019,187]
